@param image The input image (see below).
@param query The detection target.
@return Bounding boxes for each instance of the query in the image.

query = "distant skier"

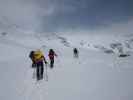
[73,48,79,58]
[48,49,57,68]
[30,50,47,81]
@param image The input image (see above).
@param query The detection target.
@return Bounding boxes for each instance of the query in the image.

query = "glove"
[45,61,47,64]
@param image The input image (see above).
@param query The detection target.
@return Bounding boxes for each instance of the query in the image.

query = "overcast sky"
[0,0,133,34]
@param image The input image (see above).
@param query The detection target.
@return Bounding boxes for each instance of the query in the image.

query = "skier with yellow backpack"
[29,49,47,81]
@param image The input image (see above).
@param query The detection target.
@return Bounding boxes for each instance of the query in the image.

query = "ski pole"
[45,63,48,81]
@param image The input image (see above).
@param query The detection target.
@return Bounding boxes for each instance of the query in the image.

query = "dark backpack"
[74,48,78,54]
[49,49,55,59]
[29,51,34,59]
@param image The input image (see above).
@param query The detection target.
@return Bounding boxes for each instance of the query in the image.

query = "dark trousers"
[50,59,54,68]
[36,61,44,80]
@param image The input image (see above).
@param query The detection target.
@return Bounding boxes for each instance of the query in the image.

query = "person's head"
[31,50,34,53]
[49,49,54,52]
[74,48,77,50]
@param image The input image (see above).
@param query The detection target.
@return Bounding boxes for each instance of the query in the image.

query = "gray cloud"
[0,0,133,33]
[0,0,46,32]
[36,0,133,32]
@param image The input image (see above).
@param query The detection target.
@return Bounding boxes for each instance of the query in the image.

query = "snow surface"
[0,32,133,100]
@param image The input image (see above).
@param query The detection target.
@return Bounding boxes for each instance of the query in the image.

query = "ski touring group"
[29,48,79,82]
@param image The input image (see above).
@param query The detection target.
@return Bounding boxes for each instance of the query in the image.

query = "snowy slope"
[0,32,133,100]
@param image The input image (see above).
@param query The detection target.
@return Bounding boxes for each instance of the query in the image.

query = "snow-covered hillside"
[0,31,133,100]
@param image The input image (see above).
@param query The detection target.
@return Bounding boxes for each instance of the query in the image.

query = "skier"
[29,51,36,68]
[33,49,47,81]
[48,49,57,68]
[73,48,79,58]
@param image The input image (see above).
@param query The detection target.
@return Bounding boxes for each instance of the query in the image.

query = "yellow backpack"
[33,50,44,62]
